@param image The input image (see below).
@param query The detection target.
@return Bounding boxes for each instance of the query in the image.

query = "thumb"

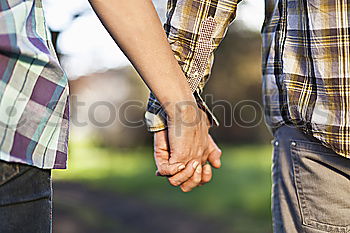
[208,149,222,169]
[207,135,222,169]
[154,129,185,176]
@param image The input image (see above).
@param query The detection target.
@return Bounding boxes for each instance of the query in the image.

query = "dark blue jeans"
[0,161,52,233]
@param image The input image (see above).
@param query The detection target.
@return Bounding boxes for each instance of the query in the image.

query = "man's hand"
[153,129,222,192]
[167,133,222,192]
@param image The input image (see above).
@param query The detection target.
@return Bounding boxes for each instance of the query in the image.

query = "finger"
[157,162,186,176]
[201,164,212,184]
[208,149,222,169]
[207,135,222,169]
[168,160,199,187]
[180,164,202,192]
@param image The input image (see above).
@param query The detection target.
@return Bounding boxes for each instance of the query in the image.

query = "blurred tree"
[46,2,271,147]
[204,26,272,144]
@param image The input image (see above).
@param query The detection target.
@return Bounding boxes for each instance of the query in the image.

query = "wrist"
[166,102,201,124]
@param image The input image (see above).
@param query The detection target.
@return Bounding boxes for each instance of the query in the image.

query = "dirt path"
[53,182,231,233]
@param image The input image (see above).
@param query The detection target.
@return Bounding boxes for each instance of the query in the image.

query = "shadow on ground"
[53,182,231,233]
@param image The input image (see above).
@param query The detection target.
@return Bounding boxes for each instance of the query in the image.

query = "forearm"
[145,0,239,131]
[89,0,196,117]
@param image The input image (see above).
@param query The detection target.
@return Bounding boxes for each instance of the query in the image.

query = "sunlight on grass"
[53,140,273,233]
[55,140,150,179]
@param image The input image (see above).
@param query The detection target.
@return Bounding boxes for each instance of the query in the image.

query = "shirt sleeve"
[145,0,241,132]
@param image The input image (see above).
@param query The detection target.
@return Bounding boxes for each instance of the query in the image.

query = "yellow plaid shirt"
[146,0,350,158]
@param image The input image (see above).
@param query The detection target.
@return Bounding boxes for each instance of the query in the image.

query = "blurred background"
[43,0,273,232]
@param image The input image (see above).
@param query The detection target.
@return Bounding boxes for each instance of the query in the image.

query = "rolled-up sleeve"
[145,0,241,132]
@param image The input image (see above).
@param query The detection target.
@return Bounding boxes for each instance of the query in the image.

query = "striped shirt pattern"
[0,0,69,169]
[145,0,350,158]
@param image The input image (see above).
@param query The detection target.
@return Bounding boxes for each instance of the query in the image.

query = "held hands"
[153,108,222,192]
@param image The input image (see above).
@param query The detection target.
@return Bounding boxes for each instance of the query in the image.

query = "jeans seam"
[0,193,51,207]
[272,140,286,233]
[291,147,348,233]
[291,149,310,225]
[0,164,20,187]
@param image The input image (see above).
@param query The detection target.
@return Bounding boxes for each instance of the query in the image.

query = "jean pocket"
[0,162,20,187]
[290,140,350,232]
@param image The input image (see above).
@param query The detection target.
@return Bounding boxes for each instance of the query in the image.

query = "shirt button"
[274,141,279,146]
[291,141,297,147]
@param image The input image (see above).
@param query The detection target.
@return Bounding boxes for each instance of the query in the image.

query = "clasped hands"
[153,107,222,192]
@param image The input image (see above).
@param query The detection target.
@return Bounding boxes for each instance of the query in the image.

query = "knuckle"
[157,167,166,175]
[157,171,165,176]
[158,167,170,176]
[154,151,163,158]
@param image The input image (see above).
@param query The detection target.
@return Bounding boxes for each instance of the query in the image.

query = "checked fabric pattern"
[0,0,69,169]
[145,0,239,132]
[146,0,350,158]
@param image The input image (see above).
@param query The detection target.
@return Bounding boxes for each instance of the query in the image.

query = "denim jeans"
[272,125,350,233]
[0,161,52,233]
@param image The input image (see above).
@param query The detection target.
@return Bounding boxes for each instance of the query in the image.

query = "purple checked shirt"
[0,0,69,169]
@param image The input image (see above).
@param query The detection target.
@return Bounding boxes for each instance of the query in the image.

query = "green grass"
[53,140,273,233]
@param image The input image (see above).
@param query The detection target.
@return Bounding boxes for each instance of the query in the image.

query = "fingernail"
[192,161,199,169]
[196,165,202,173]
[178,164,185,170]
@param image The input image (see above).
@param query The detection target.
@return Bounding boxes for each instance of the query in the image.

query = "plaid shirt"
[145,0,350,158]
[0,0,69,169]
